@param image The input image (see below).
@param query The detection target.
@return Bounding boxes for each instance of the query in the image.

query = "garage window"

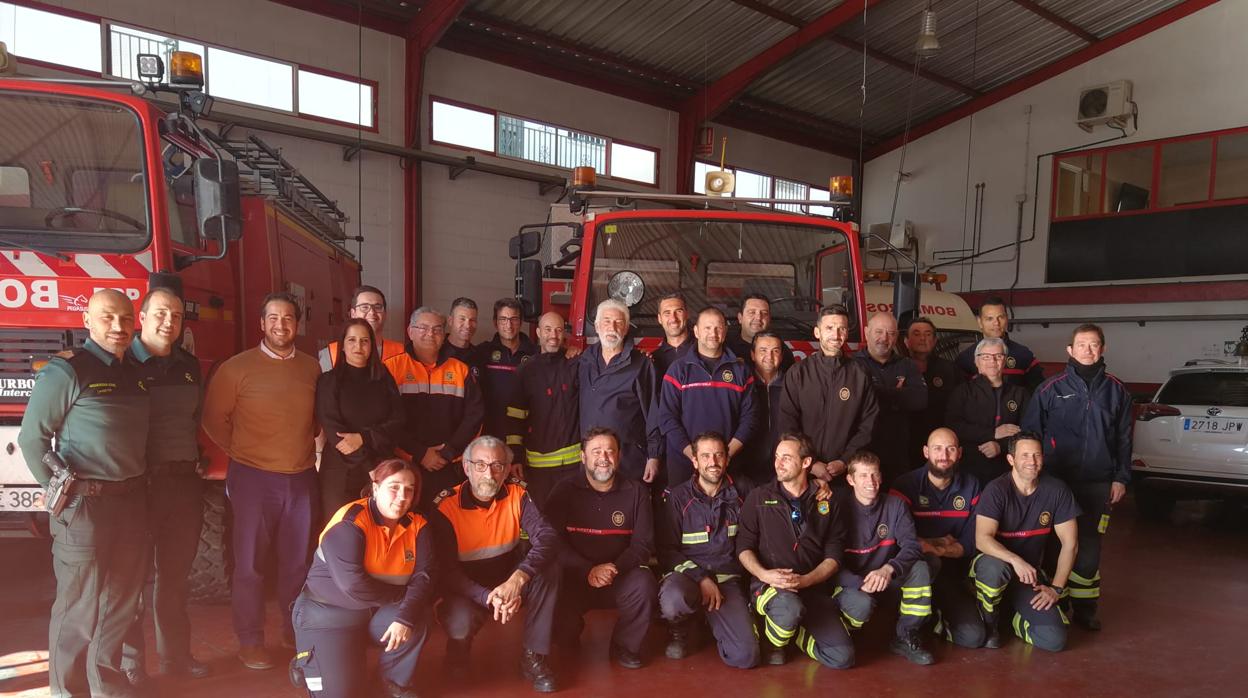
[694,160,840,217]
[108,24,205,81]
[298,70,375,129]
[206,47,294,112]
[0,2,102,73]
[609,141,657,185]
[431,100,496,151]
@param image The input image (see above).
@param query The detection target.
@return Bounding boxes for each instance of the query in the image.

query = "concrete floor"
[2,495,1245,697]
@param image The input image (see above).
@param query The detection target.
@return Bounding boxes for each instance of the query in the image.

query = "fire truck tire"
[188,482,231,604]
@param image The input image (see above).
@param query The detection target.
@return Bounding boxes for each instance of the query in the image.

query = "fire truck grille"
[0,329,88,403]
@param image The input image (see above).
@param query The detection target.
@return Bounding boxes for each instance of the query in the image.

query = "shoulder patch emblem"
[838,387,851,401]
[953,495,967,511]
[876,523,889,539]
[611,510,625,527]
[404,549,415,562]
[1007,399,1019,412]
[1039,511,1052,527]
[932,376,943,388]
[817,500,830,516]
[405,373,415,381]
[433,488,453,504]
[1006,356,1017,368]
[444,371,455,381]
[721,369,734,382]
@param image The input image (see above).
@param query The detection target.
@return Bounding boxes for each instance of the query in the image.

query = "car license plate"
[0,486,45,511]
[1183,417,1245,434]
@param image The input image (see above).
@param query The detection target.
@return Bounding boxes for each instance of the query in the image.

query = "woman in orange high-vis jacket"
[291,460,433,698]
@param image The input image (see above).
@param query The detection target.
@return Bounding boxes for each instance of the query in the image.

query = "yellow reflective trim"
[506,406,529,419]
[727,524,738,537]
[674,560,698,574]
[1068,570,1101,586]
[1068,588,1100,599]
[714,573,739,583]
[975,579,1006,595]
[681,531,710,545]
[1098,513,1110,534]
[901,586,932,598]
[765,615,796,638]
[1013,613,1030,643]
[755,586,778,615]
[840,611,865,628]
[764,626,788,647]
[525,444,582,468]
[899,603,932,616]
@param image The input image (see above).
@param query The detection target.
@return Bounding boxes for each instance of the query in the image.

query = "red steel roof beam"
[1009,0,1099,43]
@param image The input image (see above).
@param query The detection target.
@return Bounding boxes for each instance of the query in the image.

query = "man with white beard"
[576,299,662,483]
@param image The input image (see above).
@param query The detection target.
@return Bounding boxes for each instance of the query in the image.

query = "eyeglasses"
[496,316,522,324]
[411,324,445,335]
[975,353,1006,362]
[467,460,507,473]
[354,303,385,313]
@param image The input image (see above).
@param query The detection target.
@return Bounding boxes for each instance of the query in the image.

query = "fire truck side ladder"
[206,133,352,252]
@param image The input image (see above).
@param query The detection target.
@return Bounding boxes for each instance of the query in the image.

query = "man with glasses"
[318,285,405,371]
[431,435,561,692]
[947,338,1029,486]
[955,296,1044,389]
[473,299,538,441]
[384,307,484,508]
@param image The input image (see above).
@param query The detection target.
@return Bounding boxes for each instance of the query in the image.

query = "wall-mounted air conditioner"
[1077,80,1133,132]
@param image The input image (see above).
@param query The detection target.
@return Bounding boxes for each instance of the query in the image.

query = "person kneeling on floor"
[972,432,1080,652]
[430,435,561,693]
[291,459,433,698]
[834,451,935,665]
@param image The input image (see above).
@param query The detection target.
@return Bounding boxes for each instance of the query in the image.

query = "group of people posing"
[19,284,1133,698]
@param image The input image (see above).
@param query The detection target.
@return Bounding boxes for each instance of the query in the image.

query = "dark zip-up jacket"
[956,335,1044,389]
[651,338,693,380]
[506,351,580,467]
[854,350,927,476]
[889,466,981,560]
[947,376,1030,483]
[19,339,149,484]
[1022,360,1133,485]
[316,364,406,472]
[736,477,846,577]
[546,474,654,576]
[726,331,795,373]
[658,476,752,582]
[741,371,784,483]
[776,353,879,466]
[910,356,963,462]
[129,337,201,465]
[431,480,559,606]
[840,491,922,578]
[577,340,661,480]
[472,333,538,438]
[658,347,757,463]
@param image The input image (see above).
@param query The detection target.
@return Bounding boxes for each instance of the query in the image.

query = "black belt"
[66,476,146,497]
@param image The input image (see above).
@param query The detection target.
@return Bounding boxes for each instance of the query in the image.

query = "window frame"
[428,95,661,189]
[295,64,380,133]
[694,158,842,218]
[1049,124,1248,223]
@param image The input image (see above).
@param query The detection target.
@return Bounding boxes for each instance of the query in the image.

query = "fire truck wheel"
[188,482,231,604]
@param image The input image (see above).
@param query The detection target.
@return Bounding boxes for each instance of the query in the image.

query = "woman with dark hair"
[316,319,406,520]
[291,460,433,698]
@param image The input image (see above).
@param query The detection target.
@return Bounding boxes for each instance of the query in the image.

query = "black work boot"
[979,609,1002,649]
[1072,602,1102,631]
[520,649,558,693]
[664,620,696,660]
[382,679,421,698]
[444,638,472,680]
[609,643,643,669]
[890,630,935,665]
[763,644,788,666]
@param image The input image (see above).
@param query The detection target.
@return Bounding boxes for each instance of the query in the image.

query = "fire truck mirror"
[194,158,242,242]
[893,272,920,327]
[509,230,542,260]
[515,259,543,320]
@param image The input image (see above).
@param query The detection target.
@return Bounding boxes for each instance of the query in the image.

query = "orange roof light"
[829,175,853,196]
[863,270,893,282]
[169,51,204,87]
[572,166,597,187]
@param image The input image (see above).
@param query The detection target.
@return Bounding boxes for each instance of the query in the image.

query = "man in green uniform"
[121,288,211,684]
[19,289,151,697]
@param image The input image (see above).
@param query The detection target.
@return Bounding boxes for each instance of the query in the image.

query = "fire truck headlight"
[136,54,164,82]
[608,271,645,308]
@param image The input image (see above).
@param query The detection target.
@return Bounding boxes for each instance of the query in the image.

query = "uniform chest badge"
[876,523,889,539]
[444,371,455,381]
[817,501,830,515]
[492,350,502,362]
[953,495,966,511]
[611,511,625,527]
[404,549,415,562]
[1006,356,1017,368]
[721,369,734,382]
[137,380,147,392]
[521,355,531,364]
[1039,511,1052,526]
[839,387,851,401]
[406,373,415,381]
[1007,400,1019,412]
[185,372,195,383]
[932,376,944,388]
[918,495,930,507]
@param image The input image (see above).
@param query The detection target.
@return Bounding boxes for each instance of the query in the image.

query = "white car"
[1131,359,1248,519]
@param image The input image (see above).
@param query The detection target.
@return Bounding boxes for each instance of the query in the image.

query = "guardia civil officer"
[19,289,150,697]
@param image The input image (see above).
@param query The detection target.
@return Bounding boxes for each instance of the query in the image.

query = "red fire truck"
[0,51,359,597]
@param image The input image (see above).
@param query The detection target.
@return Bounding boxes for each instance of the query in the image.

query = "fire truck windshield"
[0,90,150,254]
[587,216,859,342]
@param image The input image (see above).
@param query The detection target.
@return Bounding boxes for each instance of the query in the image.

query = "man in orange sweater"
[202,292,321,671]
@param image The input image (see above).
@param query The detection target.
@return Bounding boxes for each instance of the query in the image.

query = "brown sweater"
[202,346,320,473]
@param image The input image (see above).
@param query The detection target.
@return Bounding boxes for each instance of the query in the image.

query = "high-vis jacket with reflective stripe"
[432,479,559,605]
[506,351,580,467]
[658,475,751,582]
[318,338,406,372]
[306,498,434,626]
[383,351,484,462]
[471,333,538,439]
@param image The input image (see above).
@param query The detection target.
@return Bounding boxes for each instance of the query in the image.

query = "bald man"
[854,313,927,483]
[888,428,986,648]
[20,289,152,697]
[506,311,581,506]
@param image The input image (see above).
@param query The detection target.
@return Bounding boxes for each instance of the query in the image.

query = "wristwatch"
[1049,584,1065,595]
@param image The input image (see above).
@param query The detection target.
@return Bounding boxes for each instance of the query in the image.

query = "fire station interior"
[2,0,1246,696]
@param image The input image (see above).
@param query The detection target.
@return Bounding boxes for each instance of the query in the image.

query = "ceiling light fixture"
[915,9,941,57]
